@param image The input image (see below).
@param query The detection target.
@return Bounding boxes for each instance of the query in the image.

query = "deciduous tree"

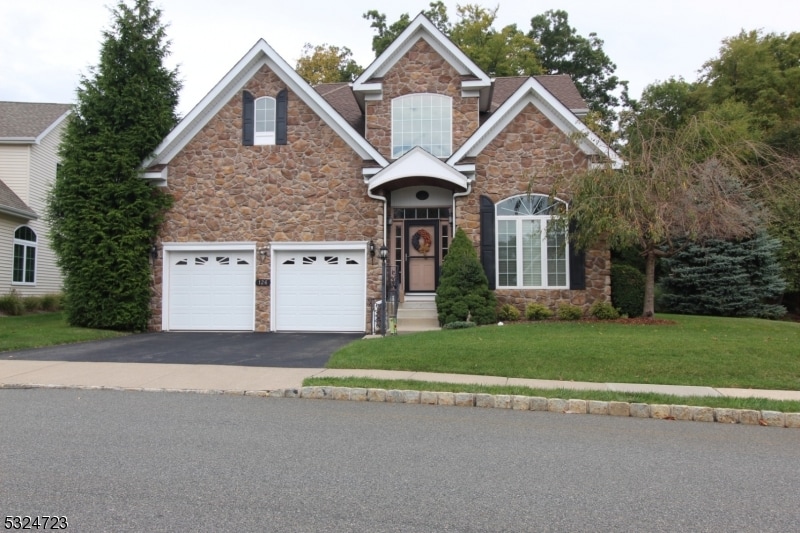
[295,43,362,85]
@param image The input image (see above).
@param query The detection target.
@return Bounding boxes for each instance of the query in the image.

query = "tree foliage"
[295,43,362,85]
[47,0,179,331]
[659,233,787,319]
[363,1,450,56]
[562,112,786,317]
[528,9,628,131]
[436,228,496,326]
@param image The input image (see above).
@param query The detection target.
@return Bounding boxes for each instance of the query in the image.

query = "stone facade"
[365,39,480,160]
[151,65,383,331]
[148,21,617,332]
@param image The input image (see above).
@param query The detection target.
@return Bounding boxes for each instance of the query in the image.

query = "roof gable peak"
[353,13,491,107]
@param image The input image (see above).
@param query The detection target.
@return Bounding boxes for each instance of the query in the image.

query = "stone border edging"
[3,383,798,428]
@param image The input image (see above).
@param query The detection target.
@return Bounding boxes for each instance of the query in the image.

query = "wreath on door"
[412,229,432,255]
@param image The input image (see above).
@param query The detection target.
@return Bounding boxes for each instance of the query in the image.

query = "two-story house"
[144,14,621,332]
[0,102,70,296]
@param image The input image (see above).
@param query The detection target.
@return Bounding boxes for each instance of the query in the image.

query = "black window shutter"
[242,90,254,146]
[568,221,586,289]
[276,89,288,145]
[479,195,496,290]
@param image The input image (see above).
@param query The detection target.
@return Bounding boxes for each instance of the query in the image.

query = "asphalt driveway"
[1,332,364,368]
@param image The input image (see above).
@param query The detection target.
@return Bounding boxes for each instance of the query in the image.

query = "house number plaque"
[255,279,270,286]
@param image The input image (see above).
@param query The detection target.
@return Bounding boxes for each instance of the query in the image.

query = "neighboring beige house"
[144,14,622,332]
[0,102,70,296]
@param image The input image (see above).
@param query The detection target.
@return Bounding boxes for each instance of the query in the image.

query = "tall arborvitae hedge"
[659,233,787,319]
[47,0,180,330]
[436,228,496,325]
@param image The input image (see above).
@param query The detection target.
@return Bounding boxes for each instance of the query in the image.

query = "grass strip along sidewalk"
[314,314,800,413]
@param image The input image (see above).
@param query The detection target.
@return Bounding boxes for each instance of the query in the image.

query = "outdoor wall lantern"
[379,244,388,262]
[368,239,376,264]
[258,247,269,263]
[150,244,158,261]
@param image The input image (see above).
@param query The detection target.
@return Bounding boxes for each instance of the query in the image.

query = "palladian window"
[496,195,568,288]
[391,93,452,158]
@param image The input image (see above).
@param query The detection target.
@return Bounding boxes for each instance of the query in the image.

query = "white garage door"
[167,250,255,330]
[274,249,365,332]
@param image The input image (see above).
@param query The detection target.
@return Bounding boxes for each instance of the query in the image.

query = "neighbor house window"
[496,195,568,288]
[255,96,276,145]
[13,226,37,284]
[391,93,452,158]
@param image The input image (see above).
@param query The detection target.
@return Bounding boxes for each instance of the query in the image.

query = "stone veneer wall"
[458,102,611,312]
[365,39,480,160]
[150,65,383,331]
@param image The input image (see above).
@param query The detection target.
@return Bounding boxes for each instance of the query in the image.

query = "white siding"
[0,217,15,292]
[0,145,31,203]
[24,120,65,295]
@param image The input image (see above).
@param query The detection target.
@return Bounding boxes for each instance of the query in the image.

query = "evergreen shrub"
[659,233,787,318]
[436,228,496,325]
[442,321,477,330]
[497,304,521,322]
[611,264,646,318]
[525,303,553,320]
[557,303,583,320]
[589,301,620,320]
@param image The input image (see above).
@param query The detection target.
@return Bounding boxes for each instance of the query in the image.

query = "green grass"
[0,312,128,352]
[303,376,800,413]
[328,314,800,390]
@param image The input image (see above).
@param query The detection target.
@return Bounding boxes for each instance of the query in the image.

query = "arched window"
[391,93,452,158]
[13,226,37,284]
[255,96,276,145]
[496,195,568,288]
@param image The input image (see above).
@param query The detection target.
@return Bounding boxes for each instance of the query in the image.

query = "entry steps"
[396,299,440,333]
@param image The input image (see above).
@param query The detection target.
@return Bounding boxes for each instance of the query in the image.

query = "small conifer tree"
[436,228,496,325]
[660,232,787,318]
[48,0,179,330]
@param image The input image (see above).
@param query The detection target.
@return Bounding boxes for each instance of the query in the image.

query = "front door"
[405,221,439,293]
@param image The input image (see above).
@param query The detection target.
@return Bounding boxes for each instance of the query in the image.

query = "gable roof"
[448,77,623,169]
[0,179,37,220]
[352,13,492,111]
[144,39,388,172]
[0,102,71,144]
[490,76,588,116]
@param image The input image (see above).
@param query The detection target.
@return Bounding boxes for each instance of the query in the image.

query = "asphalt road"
[0,331,363,367]
[1,389,799,532]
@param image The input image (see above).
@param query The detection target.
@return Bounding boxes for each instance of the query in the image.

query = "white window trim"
[12,225,37,286]
[495,195,569,290]
[254,96,276,146]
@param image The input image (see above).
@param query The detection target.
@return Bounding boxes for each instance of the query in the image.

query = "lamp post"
[379,244,388,336]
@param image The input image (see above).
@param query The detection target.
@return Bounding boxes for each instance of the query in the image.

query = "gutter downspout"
[452,181,472,230]
[367,188,388,245]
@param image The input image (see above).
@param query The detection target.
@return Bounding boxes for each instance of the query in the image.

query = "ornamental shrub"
[436,228,497,325]
[589,301,620,320]
[611,264,645,318]
[525,303,553,320]
[0,290,25,316]
[659,233,787,319]
[557,303,583,320]
[497,303,521,322]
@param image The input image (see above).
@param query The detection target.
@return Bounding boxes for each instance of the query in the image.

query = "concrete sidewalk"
[1,360,799,401]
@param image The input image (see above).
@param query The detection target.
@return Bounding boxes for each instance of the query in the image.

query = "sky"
[2,0,798,117]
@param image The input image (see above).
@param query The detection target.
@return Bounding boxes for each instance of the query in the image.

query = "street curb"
[5,383,798,429]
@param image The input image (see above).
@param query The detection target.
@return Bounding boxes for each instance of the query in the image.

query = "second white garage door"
[274,248,366,332]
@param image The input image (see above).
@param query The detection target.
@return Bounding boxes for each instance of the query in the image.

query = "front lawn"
[0,312,128,352]
[328,314,800,390]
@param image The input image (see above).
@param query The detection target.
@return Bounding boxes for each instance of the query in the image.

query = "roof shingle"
[0,101,71,140]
